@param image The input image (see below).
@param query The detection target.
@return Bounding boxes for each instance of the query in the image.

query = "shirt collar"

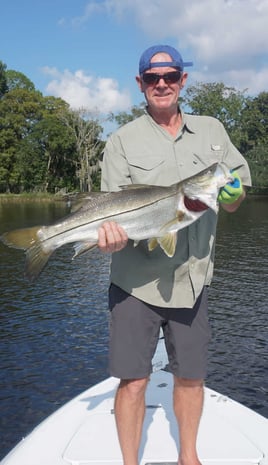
[180,110,195,134]
[144,106,196,134]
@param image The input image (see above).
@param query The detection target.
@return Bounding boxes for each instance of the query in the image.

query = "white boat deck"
[2,369,268,465]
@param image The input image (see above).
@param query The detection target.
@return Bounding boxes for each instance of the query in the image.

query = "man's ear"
[136,75,144,93]
[180,72,188,89]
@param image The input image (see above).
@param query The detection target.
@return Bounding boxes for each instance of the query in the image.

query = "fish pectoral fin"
[72,241,97,258]
[158,232,177,257]
[133,240,140,248]
[157,213,186,237]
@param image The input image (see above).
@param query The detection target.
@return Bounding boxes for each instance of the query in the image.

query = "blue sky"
[1,0,268,122]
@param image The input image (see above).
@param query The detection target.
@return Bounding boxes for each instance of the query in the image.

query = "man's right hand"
[98,222,128,253]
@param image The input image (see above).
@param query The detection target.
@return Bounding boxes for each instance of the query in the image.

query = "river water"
[0,197,267,459]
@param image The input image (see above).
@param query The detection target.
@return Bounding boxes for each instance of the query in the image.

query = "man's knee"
[118,377,149,398]
[174,377,204,389]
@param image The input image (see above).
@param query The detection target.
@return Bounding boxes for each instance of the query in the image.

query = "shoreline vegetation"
[0,193,67,202]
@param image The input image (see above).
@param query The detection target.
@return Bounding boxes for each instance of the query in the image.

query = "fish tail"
[1,226,41,250]
[25,243,53,282]
[1,226,53,281]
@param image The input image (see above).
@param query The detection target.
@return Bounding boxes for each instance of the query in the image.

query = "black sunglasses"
[142,71,182,85]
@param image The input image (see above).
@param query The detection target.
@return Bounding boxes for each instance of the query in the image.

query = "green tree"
[17,113,77,193]
[240,92,268,193]
[182,82,248,149]
[246,145,268,194]
[6,70,35,92]
[0,87,44,192]
[61,108,104,191]
[241,92,268,152]
[109,102,146,127]
[0,61,8,97]
[0,81,79,193]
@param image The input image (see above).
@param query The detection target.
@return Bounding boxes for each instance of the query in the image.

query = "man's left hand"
[218,171,243,205]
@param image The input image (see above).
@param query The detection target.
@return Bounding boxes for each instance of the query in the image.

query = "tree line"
[0,62,104,194]
[0,60,267,194]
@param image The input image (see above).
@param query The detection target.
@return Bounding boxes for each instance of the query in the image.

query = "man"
[98,45,251,465]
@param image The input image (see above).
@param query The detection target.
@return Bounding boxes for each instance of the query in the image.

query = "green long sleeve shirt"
[101,111,251,308]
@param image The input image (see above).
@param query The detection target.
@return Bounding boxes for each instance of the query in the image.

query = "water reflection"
[0,197,267,459]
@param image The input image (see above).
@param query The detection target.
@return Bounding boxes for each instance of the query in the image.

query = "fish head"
[182,163,233,212]
[213,163,234,188]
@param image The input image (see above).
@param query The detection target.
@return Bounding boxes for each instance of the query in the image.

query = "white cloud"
[181,0,268,68]
[71,3,104,26]
[42,67,131,113]
[222,67,268,95]
[77,0,268,94]
[191,67,268,96]
[103,0,268,60]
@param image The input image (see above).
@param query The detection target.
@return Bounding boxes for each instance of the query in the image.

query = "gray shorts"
[108,284,211,380]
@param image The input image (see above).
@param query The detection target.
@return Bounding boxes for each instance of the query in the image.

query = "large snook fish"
[1,163,232,281]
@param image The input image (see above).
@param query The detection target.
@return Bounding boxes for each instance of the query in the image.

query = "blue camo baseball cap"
[139,45,193,74]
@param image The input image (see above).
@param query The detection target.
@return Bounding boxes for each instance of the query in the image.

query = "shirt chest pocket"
[192,147,225,168]
[126,154,166,184]
[209,145,225,162]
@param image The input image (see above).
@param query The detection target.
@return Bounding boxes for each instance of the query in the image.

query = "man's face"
[136,53,188,112]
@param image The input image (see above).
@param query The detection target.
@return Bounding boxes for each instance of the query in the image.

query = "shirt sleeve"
[101,133,132,192]
[219,121,252,187]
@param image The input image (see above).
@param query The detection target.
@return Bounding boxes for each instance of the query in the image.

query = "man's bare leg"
[173,377,204,465]
[114,377,149,465]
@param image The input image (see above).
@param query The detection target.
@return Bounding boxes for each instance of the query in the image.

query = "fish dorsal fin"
[70,192,110,213]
